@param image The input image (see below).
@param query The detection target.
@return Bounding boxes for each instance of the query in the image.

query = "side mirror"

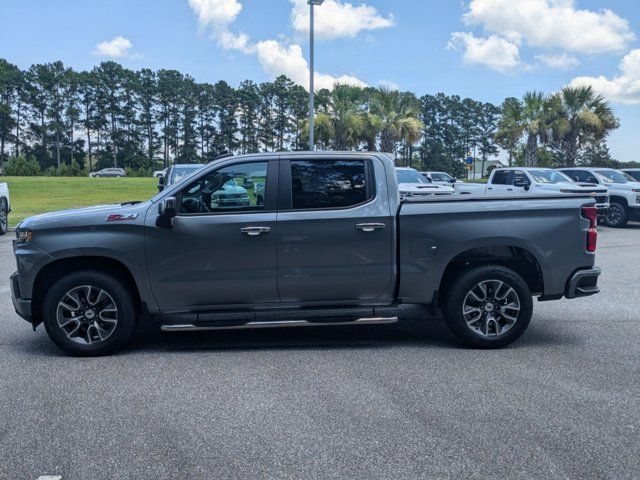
[156,196,177,228]
[450,178,457,184]
[158,175,165,192]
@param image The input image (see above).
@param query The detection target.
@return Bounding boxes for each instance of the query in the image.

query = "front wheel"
[603,202,628,228]
[442,265,533,348]
[43,271,137,356]
[0,200,7,235]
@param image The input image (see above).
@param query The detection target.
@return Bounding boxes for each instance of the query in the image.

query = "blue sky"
[1,0,639,162]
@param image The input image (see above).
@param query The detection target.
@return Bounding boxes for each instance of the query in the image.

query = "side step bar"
[160,317,398,332]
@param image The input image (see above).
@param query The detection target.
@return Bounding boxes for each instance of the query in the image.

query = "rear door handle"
[241,226,271,236]
[355,223,386,232]
[507,188,513,191]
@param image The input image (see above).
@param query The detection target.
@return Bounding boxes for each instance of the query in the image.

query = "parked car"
[396,168,454,198]
[559,167,640,227]
[158,164,204,192]
[421,171,458,186]
[0,181,10,235]
[485,168,609,212]
[621,168,640,182]
[420,171,488,195]
[152,170,165,178]
[89,168,126,178]
[11,152,601,356]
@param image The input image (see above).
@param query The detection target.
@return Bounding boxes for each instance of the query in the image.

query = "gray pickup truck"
[11,152,601,356]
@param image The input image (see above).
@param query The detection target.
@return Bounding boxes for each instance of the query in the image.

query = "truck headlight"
[16,229,32,243]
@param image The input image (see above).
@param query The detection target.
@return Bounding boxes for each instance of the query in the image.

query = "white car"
[396,168,454,198]
[559,167,640,227]
[485,167,609,209]
[421,170,485,194]
[152,169,166,178]
[0,181,10,235]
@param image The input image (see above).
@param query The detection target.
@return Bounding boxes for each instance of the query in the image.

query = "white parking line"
[36,476,62,480]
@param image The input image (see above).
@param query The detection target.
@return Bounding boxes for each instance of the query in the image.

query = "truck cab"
[559,167,640,227]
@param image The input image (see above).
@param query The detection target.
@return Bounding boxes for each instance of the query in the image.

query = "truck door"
[486,170,512,195]
[145,159,280,309]
[276,156,395,304]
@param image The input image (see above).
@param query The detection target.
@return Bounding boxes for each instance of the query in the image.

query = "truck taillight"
[581,206,598,253]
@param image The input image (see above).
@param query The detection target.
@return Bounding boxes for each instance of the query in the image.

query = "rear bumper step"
[161,317,398,332]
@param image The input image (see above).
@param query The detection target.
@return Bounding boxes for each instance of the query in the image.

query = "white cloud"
[569,49,640,105]
[448,32,521,72]
[289,0,394,40]
[93,36,136,58]
[462,0,635,55]
[188,0,251,51]
[255,40,366,90]
[186,0,370,90]
[535,52,580,70]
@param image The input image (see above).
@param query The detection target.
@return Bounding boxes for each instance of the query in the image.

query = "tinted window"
[625,171,640,181]
[491,170,510,185]
[180,162,267,214]
[291,160,369,210]
[575,171,599,183]
[511,171,530,186]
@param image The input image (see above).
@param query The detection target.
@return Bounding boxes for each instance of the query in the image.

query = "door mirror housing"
[157,175,165,192]
[157,196,177,228]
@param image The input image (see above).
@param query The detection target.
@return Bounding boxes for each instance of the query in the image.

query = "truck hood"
[600,182,640,192]
[18,202,150,231]
[399,183,454,194]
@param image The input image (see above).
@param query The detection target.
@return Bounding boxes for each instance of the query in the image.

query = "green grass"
[3,176,158,227]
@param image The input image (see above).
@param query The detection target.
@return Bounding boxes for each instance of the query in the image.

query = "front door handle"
[355,223,386,232]
[241,226,271,236]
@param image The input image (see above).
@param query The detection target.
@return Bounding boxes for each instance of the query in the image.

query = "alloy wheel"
[56,285,118,345]
[462,279,521,337]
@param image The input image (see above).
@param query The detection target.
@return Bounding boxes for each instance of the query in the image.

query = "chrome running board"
[160,317,398,332]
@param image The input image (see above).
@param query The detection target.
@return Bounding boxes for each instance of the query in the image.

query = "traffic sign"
[466,157,474,164]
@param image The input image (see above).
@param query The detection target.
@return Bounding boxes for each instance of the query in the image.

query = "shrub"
[3,155,42,176]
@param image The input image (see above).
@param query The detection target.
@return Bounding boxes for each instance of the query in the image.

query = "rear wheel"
[603,202,628,228]
[0,200,7,236]
[442,265,533,348]
[43,271,137,356]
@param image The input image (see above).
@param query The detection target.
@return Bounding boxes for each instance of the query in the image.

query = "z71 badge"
[106,213,139,222]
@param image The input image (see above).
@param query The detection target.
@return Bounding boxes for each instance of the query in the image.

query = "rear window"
[491,170,510,185]
[290,159,370,210]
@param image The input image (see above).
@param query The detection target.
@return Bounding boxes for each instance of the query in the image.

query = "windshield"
[170,165,203,184]
[396,170,430,184]
[528,169,572,184]
[595,169,632,184]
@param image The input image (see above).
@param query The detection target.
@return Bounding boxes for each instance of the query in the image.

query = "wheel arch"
[438,244,545,304]
[31,256,143,324]
[609,195,629,207]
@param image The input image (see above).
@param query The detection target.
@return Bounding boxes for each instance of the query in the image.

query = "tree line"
[0,57,627,177]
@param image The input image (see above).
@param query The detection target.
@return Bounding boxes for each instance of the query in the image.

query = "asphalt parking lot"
[1,225,639,480]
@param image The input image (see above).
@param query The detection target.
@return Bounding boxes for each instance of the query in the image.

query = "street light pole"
[308,0,324,151]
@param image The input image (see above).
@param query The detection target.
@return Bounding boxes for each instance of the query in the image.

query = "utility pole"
[308,0,324,151]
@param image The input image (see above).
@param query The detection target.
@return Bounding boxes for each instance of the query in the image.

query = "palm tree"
[494,92,548,167]
[310,84,364,150]
[550,86,619,166]
[494,97,523,167]
[369,88,423,156]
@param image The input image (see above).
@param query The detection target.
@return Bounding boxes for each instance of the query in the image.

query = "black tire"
[43,271,137,356]
[442,265,533,349]
[603,202,628,228]
[0,199,7,236]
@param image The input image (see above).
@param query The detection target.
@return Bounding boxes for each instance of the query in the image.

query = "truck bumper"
[10,271,33,323]
[564,267,601,299]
